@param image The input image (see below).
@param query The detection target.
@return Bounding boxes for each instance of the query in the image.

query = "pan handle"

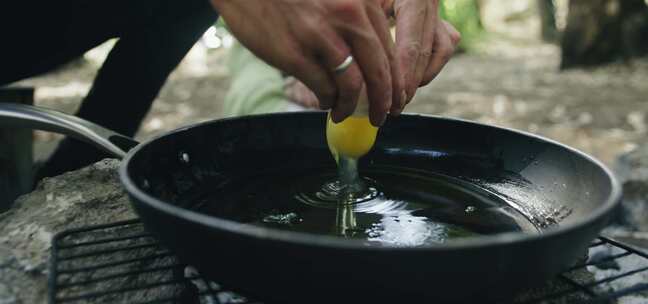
[0,103,138,159]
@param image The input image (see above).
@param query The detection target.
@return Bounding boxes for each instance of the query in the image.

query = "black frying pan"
[0,103,621,303]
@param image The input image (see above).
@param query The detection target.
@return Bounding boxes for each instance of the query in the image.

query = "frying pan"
[0,103,621,303]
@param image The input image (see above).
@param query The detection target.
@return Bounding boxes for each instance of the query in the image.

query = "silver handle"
[0,103,138,159]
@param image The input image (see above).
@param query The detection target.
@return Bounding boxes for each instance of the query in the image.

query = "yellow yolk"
[326,114,378,162]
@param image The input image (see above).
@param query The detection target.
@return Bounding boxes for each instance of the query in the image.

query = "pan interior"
[191,161,540,247]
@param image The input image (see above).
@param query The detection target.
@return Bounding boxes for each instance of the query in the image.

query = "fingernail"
[378,114,387,127]
[331,113,342,123]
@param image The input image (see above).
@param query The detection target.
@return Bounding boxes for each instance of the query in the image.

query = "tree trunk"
[561,0,648,69]
[537,0,558,42]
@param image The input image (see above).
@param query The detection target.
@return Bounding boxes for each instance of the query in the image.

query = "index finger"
[364,2,404,117]
[394,0,436,103]
[337,4,393,126]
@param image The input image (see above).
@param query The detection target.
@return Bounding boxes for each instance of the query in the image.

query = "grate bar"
[583,282,648,304]
[56,252,173,274]
[55,276,202,303]
[558,273,597,297]
[520,286,581,304]
[599,236,648,258]
[57,242,161,261]
[56,264,182,288]
[133,289,240,304]
[566,252,632,271]
[55,219,142,240]
[584,265,648,288]
[48,221,648,304]
[589,239,605,248]
[135,290,223,304]
[56,232,154,249]
[134,296,191,304]
[134,299,177,304]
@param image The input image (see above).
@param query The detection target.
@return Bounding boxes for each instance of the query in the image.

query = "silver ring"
[334,55,354,74]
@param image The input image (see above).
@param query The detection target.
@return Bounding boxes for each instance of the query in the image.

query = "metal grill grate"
[49,219,648,304]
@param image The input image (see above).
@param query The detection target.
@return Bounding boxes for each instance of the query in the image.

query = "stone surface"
[0,159,134,304]
[613,144,648,232]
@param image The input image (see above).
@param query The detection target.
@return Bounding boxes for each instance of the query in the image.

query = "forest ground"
[17,36,647,166]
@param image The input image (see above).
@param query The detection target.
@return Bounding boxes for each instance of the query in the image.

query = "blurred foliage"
[440,0,483,50]
[215,17,228,30]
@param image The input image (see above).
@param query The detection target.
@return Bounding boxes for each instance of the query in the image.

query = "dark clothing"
[1,0,218,179]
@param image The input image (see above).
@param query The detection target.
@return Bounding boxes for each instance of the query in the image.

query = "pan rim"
[119,112,622,251]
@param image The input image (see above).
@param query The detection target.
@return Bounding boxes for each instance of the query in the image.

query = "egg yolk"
[326,114,378,162]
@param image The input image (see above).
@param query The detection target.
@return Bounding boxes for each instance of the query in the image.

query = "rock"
[612,144,648,231]
[616,144,648,182]
[0,159,135,304]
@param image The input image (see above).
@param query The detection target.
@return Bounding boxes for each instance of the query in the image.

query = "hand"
[284,77,319,109]
[212,0,405,126]
[386,0,461,112]
[279,11,461,115]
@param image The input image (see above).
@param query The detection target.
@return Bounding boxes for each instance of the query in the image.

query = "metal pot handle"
[0,103,138,159]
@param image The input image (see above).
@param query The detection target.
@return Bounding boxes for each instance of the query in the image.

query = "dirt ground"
[15,36,648,166]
